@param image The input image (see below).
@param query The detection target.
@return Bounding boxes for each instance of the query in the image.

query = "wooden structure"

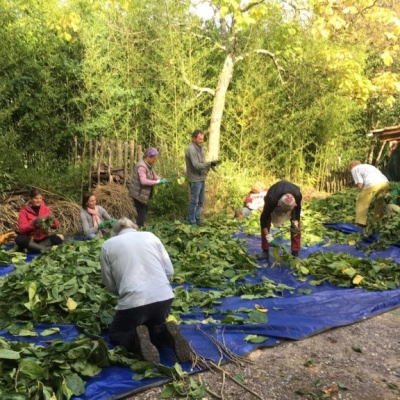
[367,125,400,164]
[73,138,144,188]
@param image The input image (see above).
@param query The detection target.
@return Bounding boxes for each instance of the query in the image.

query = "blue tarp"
[1,223,400,400]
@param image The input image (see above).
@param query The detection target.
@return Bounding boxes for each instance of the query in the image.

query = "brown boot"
[165,321,191,363]
[135,325,160,364]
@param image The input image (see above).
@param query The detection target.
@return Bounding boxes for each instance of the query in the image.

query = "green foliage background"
[0,0,399,204]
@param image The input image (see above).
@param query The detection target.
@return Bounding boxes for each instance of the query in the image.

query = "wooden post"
[88,141,93,188]
[375,141,387,165]
[366,141,376,164]
[97,139,105,186]
[124,142,128,185]
[117,140,122,167]
[108,141,113,183]
[137,145,143,161]
[130,140,135,177]
[74,136,78,166]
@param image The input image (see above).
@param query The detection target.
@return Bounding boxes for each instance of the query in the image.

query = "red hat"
[278,193,296,211]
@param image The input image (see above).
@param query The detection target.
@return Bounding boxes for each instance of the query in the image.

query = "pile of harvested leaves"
[0,188,399,399]
[286,251,400,290]
[0,218,292,398]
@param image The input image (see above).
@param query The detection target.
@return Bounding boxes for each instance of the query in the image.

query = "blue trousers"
[188,181,205,224]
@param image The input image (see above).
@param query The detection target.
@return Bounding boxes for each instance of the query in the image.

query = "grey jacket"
[185,142,212,182]
[80,206,112,236]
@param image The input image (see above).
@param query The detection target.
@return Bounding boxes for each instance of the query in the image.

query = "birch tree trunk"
[208,53,235,160]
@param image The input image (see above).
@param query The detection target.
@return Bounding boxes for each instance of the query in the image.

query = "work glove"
[266,233,278,248]
[157,178,171,184]
[32,217,43,227]
[0,231,17,246]
[109,218,117,226]
[290,220,299,235]
[98,221,111,230]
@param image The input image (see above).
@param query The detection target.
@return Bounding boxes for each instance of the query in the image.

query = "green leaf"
[244,334,269,343]
[19,358,47,379]
[66,373,86,396]
[247,310,267,324]
[40,327,61,336]
[352,345,362,353]
[0,349,21,359]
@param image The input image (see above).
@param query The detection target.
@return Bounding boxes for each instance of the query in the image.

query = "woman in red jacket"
[15,188,64,253]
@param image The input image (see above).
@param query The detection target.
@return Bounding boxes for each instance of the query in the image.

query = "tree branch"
[240,0,265,13]
[236,49,285,85]
[180,63,215,95]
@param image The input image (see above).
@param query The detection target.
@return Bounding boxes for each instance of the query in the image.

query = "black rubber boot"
[26,240,47,253]
[165,321,191,363]
[135,325,160,364]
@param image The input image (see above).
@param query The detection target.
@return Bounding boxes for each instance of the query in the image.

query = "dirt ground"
[125,309,400,400]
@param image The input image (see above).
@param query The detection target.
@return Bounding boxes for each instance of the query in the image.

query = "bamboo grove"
[1,0,400,206]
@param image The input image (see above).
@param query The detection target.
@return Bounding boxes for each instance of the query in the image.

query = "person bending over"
[258,180,302,261]
[348,160,389,227]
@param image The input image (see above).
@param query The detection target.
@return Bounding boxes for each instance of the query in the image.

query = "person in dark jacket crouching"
[258,180,302,261]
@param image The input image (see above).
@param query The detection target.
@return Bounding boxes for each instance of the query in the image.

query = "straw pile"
[0,184,137,236]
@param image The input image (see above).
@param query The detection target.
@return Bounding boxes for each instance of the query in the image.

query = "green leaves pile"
[148,219,294,323]
[0,218,295,398]
[0,240,116,337]
[148,219,259,288]
[0,192,398,398]
[0,337,108,399]
[289,251,400,290]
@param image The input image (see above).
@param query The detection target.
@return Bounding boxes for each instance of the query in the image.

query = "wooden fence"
[73,137,354,193]
[73,138,144,189]
[323,169,353,193]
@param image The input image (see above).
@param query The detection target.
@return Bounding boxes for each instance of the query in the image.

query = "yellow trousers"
[356,182,389,226]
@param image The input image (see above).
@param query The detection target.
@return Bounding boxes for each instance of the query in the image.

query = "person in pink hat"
[258,180,302,260]
[129,148,170,227]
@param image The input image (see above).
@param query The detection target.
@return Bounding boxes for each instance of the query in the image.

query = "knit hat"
[278,193,296,211]
[145,148,159,157]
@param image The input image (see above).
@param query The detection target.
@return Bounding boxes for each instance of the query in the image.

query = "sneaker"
[135,325,160,364]
[165,321,191,363]
[257,250,269,260]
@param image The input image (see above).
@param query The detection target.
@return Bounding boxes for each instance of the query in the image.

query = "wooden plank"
[97,140,105,186]
[130,140,135,177]
[124,142,128,185]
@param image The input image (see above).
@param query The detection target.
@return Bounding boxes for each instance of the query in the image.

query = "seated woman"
[80,192,115,240]
[15,188,64,253]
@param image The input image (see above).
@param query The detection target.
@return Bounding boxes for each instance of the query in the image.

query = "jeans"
[84,233,97,240]
[188,181,205,224]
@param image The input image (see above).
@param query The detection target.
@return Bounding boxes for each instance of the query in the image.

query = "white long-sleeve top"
[351,164,388,190]
[100,228,174,310]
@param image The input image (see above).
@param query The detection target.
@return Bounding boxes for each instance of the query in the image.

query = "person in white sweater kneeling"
[100,217,191,364]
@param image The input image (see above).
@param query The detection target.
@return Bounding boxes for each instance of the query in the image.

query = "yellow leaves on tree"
[309,0,400,106]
